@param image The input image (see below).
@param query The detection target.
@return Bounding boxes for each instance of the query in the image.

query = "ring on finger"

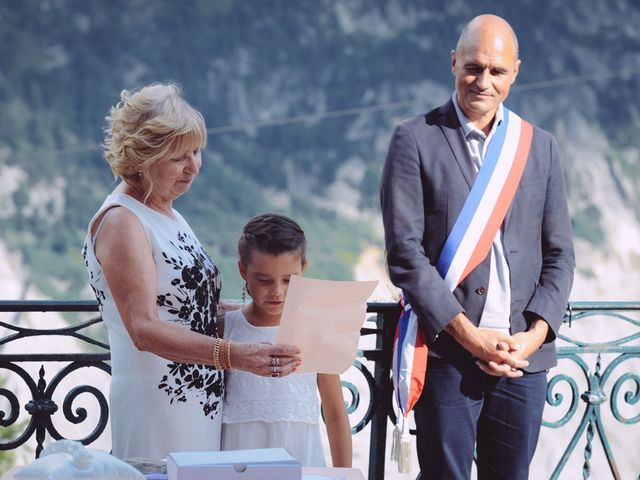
[271,356,278,367]
[275,356,281,366]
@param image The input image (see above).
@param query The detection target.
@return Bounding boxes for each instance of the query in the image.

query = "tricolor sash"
[390,292,427,472]
[392,294,428,418]
[436,107,533,289]
[390,107,533,472]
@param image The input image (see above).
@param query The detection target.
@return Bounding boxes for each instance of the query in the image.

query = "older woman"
[82,83,300,460]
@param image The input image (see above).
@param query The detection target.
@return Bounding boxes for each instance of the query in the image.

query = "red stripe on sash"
[406,329,427,415]
[458,121,533,284]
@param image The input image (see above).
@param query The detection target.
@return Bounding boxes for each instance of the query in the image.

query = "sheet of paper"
[276,276,378,374]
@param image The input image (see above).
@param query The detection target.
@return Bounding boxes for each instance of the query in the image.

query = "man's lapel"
[435,100,476,189]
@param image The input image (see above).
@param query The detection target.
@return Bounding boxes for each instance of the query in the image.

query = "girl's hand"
[231,342,301,377]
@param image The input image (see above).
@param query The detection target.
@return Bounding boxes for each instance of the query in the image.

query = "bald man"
[380,14,575,479]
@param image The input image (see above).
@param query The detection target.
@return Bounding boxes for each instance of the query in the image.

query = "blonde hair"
[103,82,207,199]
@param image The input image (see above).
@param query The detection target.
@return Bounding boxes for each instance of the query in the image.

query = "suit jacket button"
[476,287,487,295]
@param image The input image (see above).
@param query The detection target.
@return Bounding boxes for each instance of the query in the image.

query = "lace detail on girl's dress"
[223,398,319,424]
[222,309,320,426]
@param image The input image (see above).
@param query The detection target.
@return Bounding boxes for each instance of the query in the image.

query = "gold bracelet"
[212,338,223,371]
[226,340,232,370]
[218,339,227,370]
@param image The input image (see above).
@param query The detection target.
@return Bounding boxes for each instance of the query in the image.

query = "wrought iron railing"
[0,301,109,460]
[0,301,638,479]
[544,302,640,480]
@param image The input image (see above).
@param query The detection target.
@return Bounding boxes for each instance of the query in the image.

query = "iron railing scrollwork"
[0,301,110,458]
[0,300,638,479]
[542,302,640,480]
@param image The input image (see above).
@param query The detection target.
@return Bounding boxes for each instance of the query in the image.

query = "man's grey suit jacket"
[380,99,575,372]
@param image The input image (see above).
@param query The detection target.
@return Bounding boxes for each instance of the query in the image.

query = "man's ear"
[511,58,522,84]
[451,49,457,75]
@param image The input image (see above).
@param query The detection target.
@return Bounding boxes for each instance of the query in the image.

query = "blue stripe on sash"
[435,109,510,280]
[395,299,409,379]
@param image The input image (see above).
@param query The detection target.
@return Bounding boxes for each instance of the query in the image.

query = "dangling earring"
[242,282,250,305]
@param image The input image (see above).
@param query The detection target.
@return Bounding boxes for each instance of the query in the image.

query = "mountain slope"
[0,0,638,299]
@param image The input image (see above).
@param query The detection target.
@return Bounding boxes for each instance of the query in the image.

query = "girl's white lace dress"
[221,309,325,466]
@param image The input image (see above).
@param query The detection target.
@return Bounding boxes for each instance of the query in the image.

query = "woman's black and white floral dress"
[83,192,223,460]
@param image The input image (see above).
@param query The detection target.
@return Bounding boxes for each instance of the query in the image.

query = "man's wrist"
[444,312,469,334]
[526,318,549,349]
[444,312,478,352]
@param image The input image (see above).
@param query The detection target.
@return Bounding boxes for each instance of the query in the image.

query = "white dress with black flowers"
[82,192,223,460]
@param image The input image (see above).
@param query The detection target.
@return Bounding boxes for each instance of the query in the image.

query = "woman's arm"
[317,373,352,467]
[94,207,300,374]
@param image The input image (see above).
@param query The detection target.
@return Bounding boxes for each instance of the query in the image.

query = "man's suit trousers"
[414,356,547,480]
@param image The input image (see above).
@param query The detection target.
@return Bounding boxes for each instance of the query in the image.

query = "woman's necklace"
[124,183,175,218]
[146,197,174,217]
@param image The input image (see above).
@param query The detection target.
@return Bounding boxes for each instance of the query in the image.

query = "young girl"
[221,213,352,467]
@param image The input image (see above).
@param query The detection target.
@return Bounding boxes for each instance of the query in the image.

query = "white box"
[166,448,301,480]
